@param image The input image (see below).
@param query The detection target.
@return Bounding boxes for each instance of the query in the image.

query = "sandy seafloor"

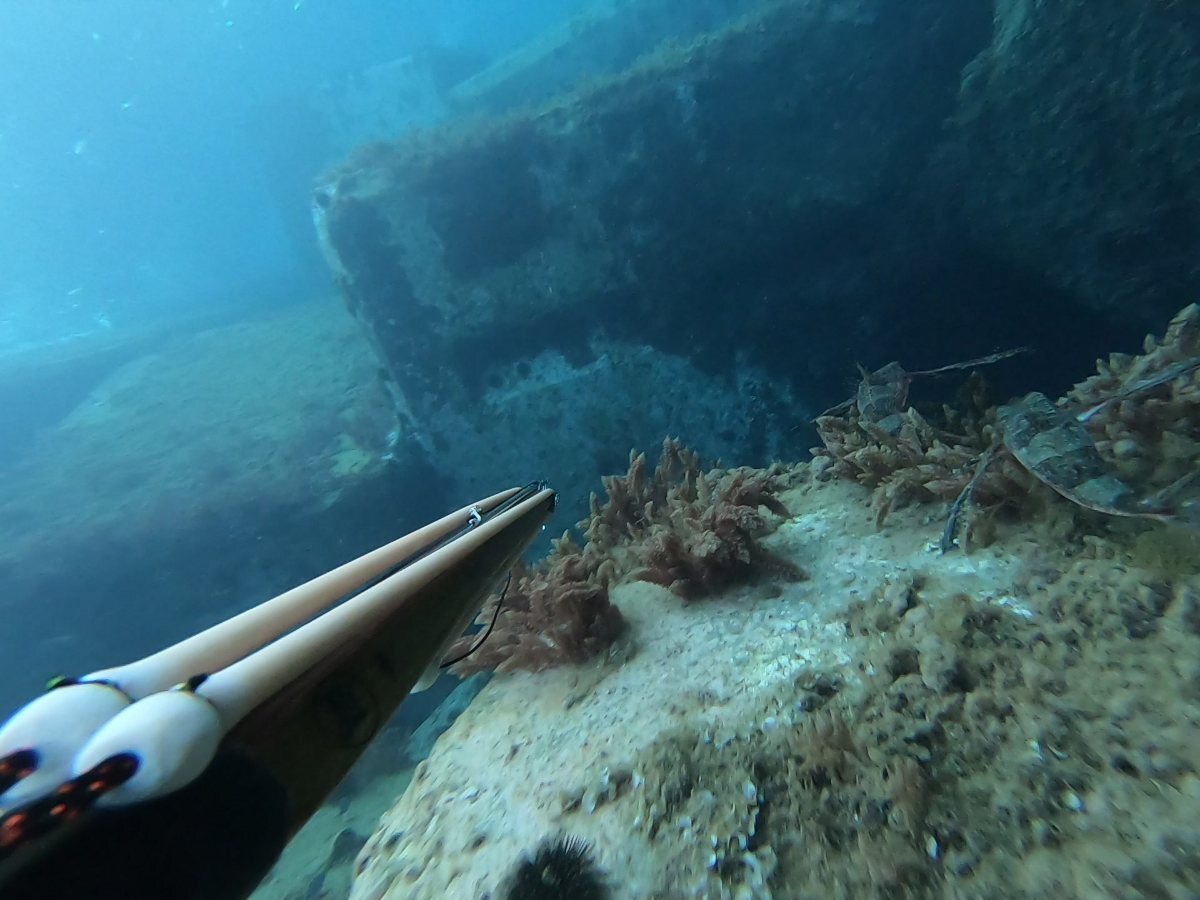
[262,468,1200,899]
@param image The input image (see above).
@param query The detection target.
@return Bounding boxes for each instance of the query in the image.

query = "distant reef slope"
[0,301,440,714]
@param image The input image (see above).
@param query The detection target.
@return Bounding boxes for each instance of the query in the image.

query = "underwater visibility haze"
[2,1,1200,897]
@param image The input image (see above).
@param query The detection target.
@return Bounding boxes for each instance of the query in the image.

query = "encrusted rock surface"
[393,341,800,515]
[954,0,1200,323]
[315,0,994,516]
[447,0,763,115]
[350,472,1200,898]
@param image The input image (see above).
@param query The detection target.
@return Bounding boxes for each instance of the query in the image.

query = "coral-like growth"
[583,438,802,599]
[449,537,627,676]
[448,438,801,672]
[1066,303,1200,494]
[581,438,705,552]
[813,379,1038,529]
[632,467,804,600]
[815,305,1200,538]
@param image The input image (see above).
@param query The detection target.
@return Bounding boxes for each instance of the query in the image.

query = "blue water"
[0,0,584,347]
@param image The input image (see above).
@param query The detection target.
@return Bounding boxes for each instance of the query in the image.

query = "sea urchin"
[503,835,609,900]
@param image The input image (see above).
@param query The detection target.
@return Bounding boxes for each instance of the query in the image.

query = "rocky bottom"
[338,475,1200,899]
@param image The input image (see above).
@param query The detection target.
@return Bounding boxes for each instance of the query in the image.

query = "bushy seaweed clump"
[814,304,1200,539]
[582,438,803,599]
[1066,303,1200,492]
[448,548,627,676]
[813,378,1037,531]
[449,438,802,674]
